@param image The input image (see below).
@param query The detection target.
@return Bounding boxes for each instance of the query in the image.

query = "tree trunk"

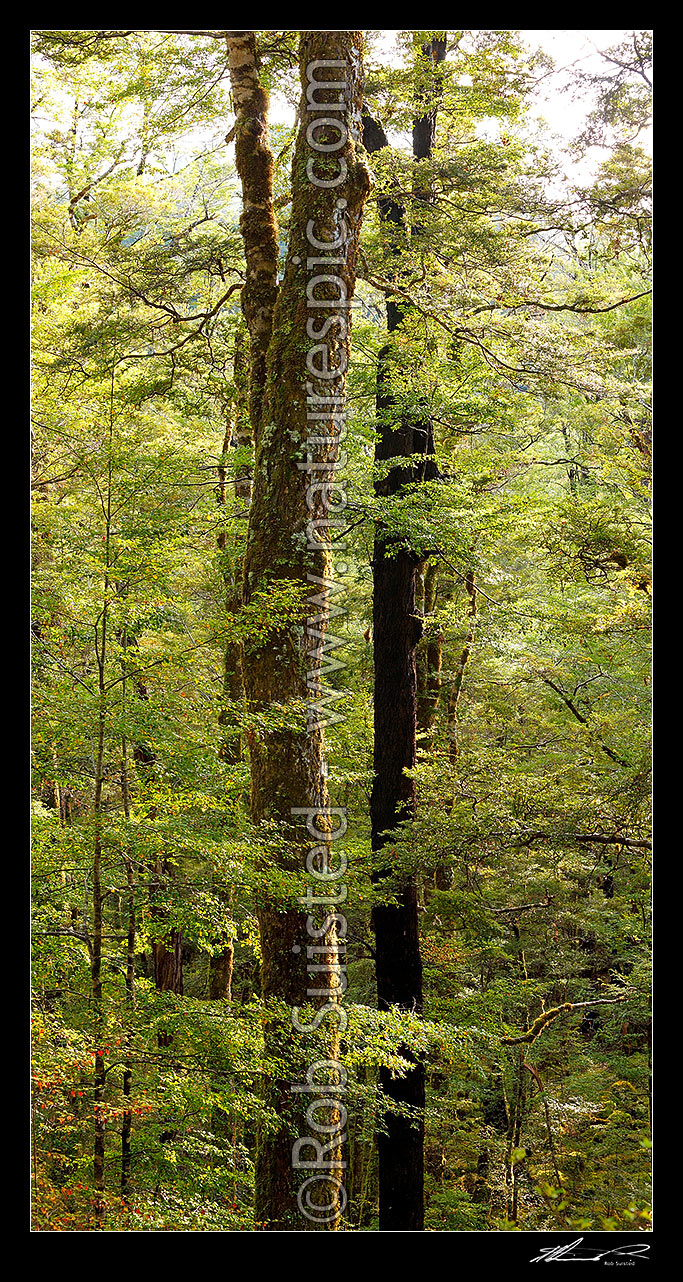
[238,31,370,1230]
[122,636,185,1033]
[217,324,250,765]
[91,413,116,1228]
[209,945,234,1001]
[119,634,136,1200]
[416,559,443,741]
[212,330,250,998]
[226,31,280,447]
[370,413,427,1233]
[151,856,184,1049]
[363,35,446,1232]
[446,571,477,771]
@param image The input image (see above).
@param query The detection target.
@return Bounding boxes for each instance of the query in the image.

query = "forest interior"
[30,28,652,1235]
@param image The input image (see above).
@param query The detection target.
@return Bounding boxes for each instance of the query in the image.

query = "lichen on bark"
[236,30,371,1231]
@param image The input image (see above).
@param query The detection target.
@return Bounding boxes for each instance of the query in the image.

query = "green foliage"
[31,28,650,1232]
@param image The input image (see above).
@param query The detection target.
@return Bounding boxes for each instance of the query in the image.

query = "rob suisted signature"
[530,1238,650,1263]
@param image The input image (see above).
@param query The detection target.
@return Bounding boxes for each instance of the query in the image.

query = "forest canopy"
[30,28,652,1234]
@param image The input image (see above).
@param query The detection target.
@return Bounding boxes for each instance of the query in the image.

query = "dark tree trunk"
[118,646,136,1200]
[370,395,428,1232]
[153,926,184,997]
[363,35,446,1232]
[123,644,185,1035]
[151,858,184,1048]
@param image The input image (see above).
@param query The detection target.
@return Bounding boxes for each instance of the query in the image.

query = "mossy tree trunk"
[226,31,280,447]
[237,31,370,1230]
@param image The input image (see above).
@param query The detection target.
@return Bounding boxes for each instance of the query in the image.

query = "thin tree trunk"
[119,646,136,1199]
[91,396,115,1227]
[507,1048,526,1223]
[121,639,184,1032]
[446,570,477,771]
[217,324,250,766]
[92,696,106,1226]
[416,560,443,740]
[211,329,251,1000]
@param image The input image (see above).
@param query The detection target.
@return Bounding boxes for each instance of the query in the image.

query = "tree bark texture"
[238,31,370,1230]
[363,35,446,1232]
[226,31,280,446]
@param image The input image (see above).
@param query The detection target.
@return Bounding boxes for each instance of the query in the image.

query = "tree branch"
[502,996,628,1046]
